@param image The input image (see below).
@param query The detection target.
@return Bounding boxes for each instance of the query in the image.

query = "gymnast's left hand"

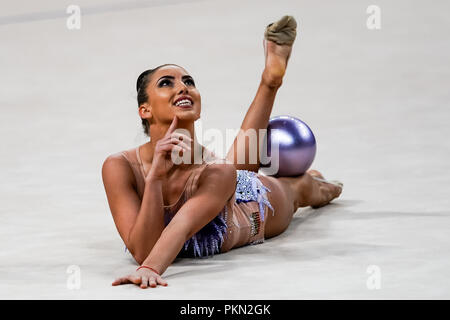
[112,268,168,289]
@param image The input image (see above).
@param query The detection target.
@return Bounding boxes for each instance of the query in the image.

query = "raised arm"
[226,16,297,172]
[112,163,236,289]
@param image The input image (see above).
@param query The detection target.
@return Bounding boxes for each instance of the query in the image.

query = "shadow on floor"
[106,199,449,280]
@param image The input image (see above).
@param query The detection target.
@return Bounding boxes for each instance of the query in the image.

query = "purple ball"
[260,115,316,177]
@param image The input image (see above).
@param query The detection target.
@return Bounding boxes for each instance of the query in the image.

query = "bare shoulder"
[101,151,134,185]
[102,152,127,172]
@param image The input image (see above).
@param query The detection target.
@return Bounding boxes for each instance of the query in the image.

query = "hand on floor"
[112,268,168,289]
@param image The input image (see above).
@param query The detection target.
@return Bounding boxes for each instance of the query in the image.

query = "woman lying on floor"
[102,16,342,289]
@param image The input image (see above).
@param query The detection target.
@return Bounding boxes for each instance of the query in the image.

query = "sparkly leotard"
[119,146,275,259]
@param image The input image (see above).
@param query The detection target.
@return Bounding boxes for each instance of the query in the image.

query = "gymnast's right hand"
[146,115,192,181]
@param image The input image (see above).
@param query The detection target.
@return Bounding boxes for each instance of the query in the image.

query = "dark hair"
[136,63,182,136]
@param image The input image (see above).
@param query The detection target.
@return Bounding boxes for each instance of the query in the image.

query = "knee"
[306,169,320,177]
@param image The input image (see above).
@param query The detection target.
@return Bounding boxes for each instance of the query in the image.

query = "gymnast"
[102,16,343,289]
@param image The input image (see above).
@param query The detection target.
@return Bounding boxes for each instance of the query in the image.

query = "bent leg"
[257,175,296,239]
[258,170,343,239]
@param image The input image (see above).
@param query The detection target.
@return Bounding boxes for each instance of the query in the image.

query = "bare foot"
[262,39,293,87]
[307,169,343,208]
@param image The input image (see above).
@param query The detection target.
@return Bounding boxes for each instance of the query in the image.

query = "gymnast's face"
[140,65,201,126]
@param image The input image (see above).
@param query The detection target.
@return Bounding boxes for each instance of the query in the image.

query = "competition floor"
[1,0,449,299]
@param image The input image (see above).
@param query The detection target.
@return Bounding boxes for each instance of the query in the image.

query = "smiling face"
[138,65,201,127]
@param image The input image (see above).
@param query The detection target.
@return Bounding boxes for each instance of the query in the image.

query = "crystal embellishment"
[235,170,274,222]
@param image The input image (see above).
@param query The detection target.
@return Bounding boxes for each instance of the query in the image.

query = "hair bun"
[136,69,151,92]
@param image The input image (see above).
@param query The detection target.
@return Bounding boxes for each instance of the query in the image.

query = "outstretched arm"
[102,154,166,264]
[112,163,236,289]
[226,16,297,172]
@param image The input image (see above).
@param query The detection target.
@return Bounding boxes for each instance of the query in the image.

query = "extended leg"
[226,83,279,172]
[226,26,295,172]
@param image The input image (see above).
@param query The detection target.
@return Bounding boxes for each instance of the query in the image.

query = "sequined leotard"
[119,146,275,259]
